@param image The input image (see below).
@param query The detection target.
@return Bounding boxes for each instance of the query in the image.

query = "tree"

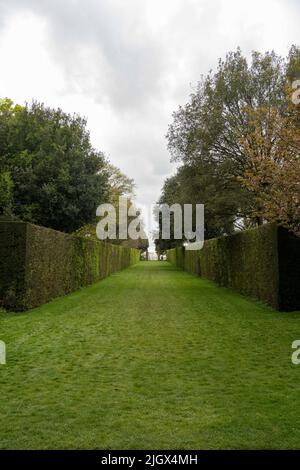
[0,100,109,232]
[164,46,300,230]
[155,160,250,253]
[0,170,13,213]
[168,49,286,170]
[76,164,149,250]
[239,102,300,236]
[105,162,135,204]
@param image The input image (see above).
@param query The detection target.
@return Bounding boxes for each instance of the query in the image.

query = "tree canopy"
[0,99,109,232]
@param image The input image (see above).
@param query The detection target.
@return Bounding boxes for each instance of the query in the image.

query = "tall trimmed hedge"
[0,220,140,311]
[167,224,300,311]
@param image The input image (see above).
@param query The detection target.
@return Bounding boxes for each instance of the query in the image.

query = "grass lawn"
[1,261,300,449]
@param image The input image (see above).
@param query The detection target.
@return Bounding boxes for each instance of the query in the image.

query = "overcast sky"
[0,0,299,245]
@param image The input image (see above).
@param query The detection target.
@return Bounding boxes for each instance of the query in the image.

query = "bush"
[0,219,139,310]
[167,224,300,311]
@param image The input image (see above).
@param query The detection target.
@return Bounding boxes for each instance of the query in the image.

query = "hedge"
[0,219,140,311]
[167,224,300,311]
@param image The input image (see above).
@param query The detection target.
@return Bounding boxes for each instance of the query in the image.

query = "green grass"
[1,261,300,449]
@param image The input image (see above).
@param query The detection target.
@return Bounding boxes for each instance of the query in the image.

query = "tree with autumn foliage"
[239,99,300,236]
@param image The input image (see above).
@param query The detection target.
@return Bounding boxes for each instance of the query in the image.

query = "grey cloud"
[0,0,166,111]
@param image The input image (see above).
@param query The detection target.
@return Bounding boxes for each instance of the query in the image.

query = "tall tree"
[167,49,286,172]
[0,100,109,232]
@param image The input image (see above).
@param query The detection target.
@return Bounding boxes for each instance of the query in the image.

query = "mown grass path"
[1,261,300,449]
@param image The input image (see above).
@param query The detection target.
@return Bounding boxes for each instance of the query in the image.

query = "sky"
[0,0,299,246]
